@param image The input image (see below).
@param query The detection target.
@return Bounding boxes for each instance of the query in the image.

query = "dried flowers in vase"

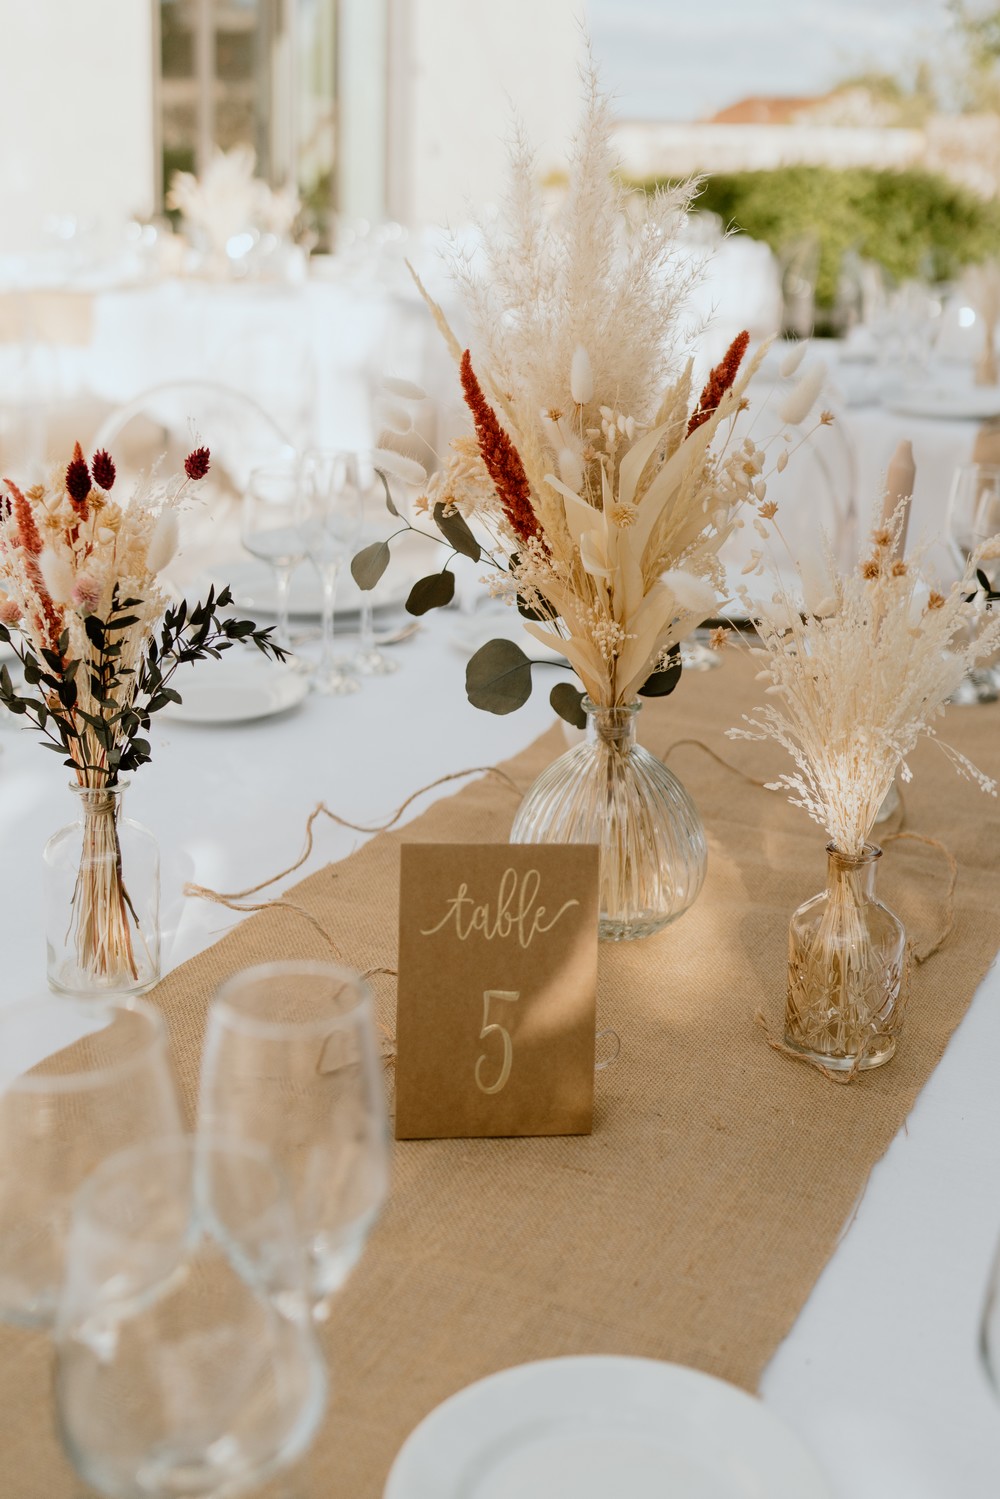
[0,443,284,996]
[730,513,1000,1072]
[351,67,826,939]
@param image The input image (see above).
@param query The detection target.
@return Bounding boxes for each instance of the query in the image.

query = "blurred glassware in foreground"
[0,996,182,1328]
[301,448,364,695]
[242,462,309,657]
[55,1135,325,1499]
[198,961,390,1319]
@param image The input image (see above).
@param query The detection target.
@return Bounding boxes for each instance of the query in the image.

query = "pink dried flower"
[72,576,101,613]
[0,598,21,626]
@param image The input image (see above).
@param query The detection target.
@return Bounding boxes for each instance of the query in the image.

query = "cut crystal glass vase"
[785,843,906,1071]
[510,698,707,942]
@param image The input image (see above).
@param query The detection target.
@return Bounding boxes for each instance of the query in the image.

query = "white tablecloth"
[0,601,997,1496]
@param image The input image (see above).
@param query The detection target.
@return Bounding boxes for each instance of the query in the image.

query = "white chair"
[90,379,294,492]
[89,380,296,588]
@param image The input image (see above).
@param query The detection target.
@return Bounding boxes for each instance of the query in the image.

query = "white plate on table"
[209,557,420,619]
[161,655,308,725]
[882,382,1000,421]
[384,1356,830,1499]
[448,609,568,665]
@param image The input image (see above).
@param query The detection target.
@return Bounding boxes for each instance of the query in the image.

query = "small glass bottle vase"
[785,843,905,1071]
[510,698,707,941]
[43,781,160,998]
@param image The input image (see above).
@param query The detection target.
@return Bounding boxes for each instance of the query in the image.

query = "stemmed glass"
[946,462,1000,704]
[349,451,399,677]
[242,462,308,658]
[198,961,390,1320]
[54,1135,326,1499]
[0,996,182,1328]
[301,448,364,695]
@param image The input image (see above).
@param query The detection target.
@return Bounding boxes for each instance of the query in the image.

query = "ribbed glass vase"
[785,843,906,1071]
[510,698,707,941]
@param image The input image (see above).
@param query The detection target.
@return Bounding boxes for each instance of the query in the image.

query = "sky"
[587,0,956,121]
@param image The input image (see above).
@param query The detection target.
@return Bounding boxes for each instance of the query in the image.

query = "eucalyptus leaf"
[638,648,682,698]
[466,638,533,715]
[516,591,556,623]
[376,467,400,518]
[433,503,481,562]
[405,570,456,616]
[351,540,391,591]
[550,681,587,729]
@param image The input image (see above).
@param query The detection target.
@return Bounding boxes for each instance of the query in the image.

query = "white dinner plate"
[448,610,568,665]
[384,1356,831,1499]
[161,655,308,725]
[882,382,1000,421]
[211,555,421,620]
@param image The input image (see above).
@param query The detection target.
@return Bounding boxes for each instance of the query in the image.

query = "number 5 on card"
[394,844,599,1139]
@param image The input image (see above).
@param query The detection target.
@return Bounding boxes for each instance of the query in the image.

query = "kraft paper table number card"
[394,843,600,1139]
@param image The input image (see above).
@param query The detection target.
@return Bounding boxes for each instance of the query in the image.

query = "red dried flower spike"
[65,441,91,512]
[6,480,41,555]
[184,446,211,481]
[91,448,116,491]
[687,329,751,437]
[459,351,543,548]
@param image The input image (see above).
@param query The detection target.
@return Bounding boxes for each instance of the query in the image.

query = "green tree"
[949,2,1000,111]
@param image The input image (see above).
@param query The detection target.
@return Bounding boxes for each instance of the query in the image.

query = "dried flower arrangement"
[352,70,827,729]
[730,511,1000,1068]
[730,516,1000,851]
[167,144,301,261]
[0,442,284,991]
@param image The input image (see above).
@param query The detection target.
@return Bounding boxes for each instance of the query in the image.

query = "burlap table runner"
[2,653,999,1497]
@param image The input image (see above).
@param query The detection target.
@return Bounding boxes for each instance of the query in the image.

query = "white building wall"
[386,0,583,227]
[0,0,155,254]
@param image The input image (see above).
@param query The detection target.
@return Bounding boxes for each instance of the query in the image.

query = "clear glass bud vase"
[785,843,906,1071]
[510,698,707,941]
[43,781,160,998]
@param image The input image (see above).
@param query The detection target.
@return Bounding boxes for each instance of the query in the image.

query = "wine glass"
[349,451,400,677]
[242,462,308,657]
[198,961,390,1319]
[55,1134,326,1499]
[946,462,1000,704]
[301,448,364,695]
[0,996,182,1328]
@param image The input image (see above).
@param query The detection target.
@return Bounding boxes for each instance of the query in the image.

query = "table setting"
[1,56,1000,1499]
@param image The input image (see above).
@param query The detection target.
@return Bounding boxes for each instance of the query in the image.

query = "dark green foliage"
[638,645,683,699]
[465,639,535,714]
[0,585,285,782]
[549,681,587,729]
[405,571,456,615]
